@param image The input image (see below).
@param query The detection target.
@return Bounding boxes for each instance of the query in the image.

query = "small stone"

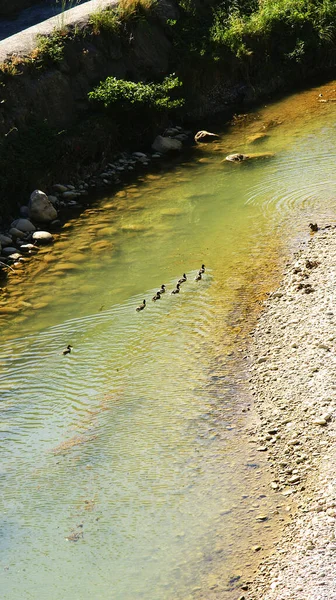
[9,228,25,239]
[0,234,13,246]
[2,246,19,256]
[312,418,327,426]
[32,231,54,245]
[11,218,36,233]
[256,515,268,522]
[288,475,300,484]
[257,446,268,452]
[62,191,78,200]
[53,184,68,193]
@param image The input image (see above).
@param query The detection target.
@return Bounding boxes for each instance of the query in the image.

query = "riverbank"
[246,225,336,599]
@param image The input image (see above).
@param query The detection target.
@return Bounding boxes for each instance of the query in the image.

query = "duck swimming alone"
[178,273,187,284]
[62,345,73,356]
[152,291,161,302]
[309,223,318,232]
[136,299,146,311]
[171,283,181,294]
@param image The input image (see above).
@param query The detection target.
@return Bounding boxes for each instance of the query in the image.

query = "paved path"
[0,0,116,62]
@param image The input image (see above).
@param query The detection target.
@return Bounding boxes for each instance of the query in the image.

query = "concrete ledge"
[0,0,116,62]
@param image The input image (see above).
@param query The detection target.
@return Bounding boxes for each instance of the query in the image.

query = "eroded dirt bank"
[246,225,336,599]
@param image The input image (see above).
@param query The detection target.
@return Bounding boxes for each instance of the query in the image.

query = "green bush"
[88,74,184,111]
[210,0,336,61]
[34,30,67,64]
[89,8,121,35]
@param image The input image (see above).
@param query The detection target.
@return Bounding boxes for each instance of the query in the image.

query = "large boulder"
[28,190,58,223]
[152,135,182,154]
[194,130,219,143]
[11,218,36,233]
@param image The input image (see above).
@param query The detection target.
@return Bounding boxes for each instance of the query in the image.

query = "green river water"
[1,81,336,600]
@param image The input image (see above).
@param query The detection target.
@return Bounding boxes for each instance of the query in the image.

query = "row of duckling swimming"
[136,265,205,311]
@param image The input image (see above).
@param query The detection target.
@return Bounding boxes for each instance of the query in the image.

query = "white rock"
[32,231,54,244]
[152,135,182,153]
[194,130,219,143]
[11,218,36,233]
[29,190,58,222]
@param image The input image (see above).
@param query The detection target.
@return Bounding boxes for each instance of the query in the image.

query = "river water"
[1,81,336,600]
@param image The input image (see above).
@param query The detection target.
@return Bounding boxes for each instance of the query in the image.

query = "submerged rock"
[226,153,249,162]
[194,130,219,143]
[247,133,269,144]
[225,152,274,162]
[29,190,58,223]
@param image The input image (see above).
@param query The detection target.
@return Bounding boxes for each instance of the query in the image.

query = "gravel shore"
[246,225,336,600]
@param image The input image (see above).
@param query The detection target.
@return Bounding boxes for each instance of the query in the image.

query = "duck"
[62,344,73,356]
[171,283,181,294]
[309,223,318,232]
[199,264,205,274]
[152,291,161,302]
[157,284,166,294]
[178,273,187,284]
[195,272,202,281]
[136,299,146,311]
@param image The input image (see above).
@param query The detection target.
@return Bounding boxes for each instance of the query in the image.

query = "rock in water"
[152,135,182,154]
[194,130,219,143]
[226,153,249,162]
[32,231,54,244]
[29,190,58,222]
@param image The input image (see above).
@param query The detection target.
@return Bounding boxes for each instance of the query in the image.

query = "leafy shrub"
[34,30,68,64]
[88,74,184,111]
[89,8,121,35]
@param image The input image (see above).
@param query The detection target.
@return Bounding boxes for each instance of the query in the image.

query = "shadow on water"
[1,78,336,599]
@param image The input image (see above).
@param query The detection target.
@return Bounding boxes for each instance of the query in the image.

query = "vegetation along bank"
[1,0,336,216]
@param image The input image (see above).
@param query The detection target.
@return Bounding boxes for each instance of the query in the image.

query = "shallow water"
[1,81,336,599]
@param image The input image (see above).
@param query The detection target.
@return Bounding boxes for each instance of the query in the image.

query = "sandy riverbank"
[245,225,336,599]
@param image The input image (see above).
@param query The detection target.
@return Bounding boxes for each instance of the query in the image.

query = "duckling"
[178,273,187,284]
[309,223,318,232]
[195,272,202,282]
[152,291,161,302]
[171,283,181,294]
[62,344,73,356]
[157,284,166,294]
[136,299,146,311]
[199,264,205,274]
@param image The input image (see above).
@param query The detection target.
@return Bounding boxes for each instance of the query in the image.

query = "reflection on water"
[1,80,336,600]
